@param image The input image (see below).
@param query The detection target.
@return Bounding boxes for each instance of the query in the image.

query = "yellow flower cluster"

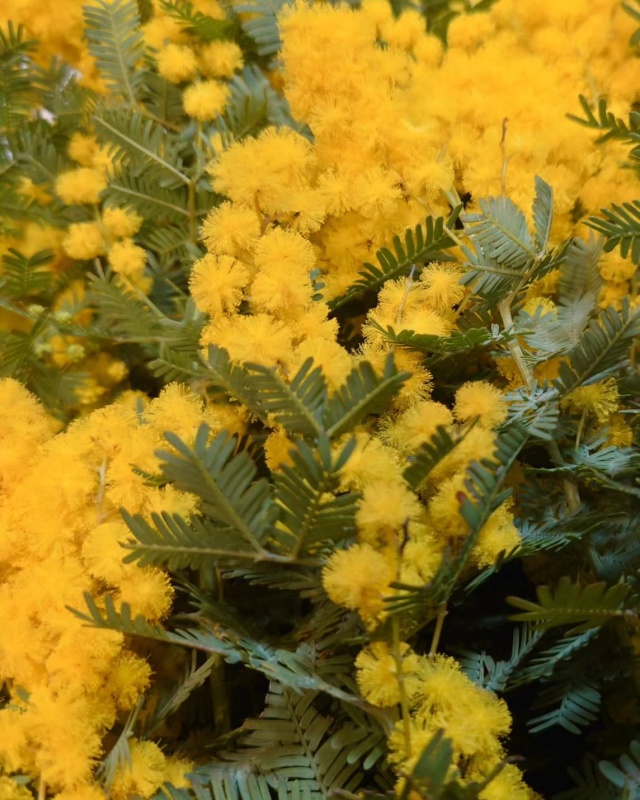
[356,644,537,798]
[0,379,226,798]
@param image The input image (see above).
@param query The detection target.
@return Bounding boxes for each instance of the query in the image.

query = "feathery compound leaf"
[374,323,499,361]
[217,682,377,798]
[93,101,188,185]
[243,358,327,438]
[0,23,38,131]
[101,165,189,222]
[272,436,359,558]
[323,354,409,438]
[515,628,599,685]
[567,94,640,157]
[403,425,462,491]
[600,741,640,793]
[458,624,544,692]
[0,248,54,297]
[553,300,640,395]
[329,209,459,311]
[121,510,268,570]
[586,200,640,261]
[235,0,291,58]
[160,0,235,41]
[532,175,554,252]
[528,676,601,735]
[508,576,631,633]
[558,235,603,303]
[463,194,537,269]
[158,425,275,552]
[83,0,145,103]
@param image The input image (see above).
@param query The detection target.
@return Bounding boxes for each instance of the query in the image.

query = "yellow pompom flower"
[102,206,143,239]
[110,739,168,800]
[55,168,107,205]
[62,222,106,260]
[117,567,174,621]
[381,400,454,453]
[454,381,508,429]
[322,543,395,623]
[356,480,422,542]
[108,239,147,278]
[198,40,244,77]
[67,133,100,166]
[420,263,466,311]
[356,642,421,707]
[156,43,198,83]
[107,651,152,710]
[183,79,230,121]
[562,378,620,423]
[189,253,250,317]
[201,202,261,256]
[473,501,521,567]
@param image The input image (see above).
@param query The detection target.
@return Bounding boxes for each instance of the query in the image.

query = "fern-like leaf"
[567,94,640,157]
[528,676,601,735]
[586,199,640,261]
[158,425,275,553]
[558,235,603,302]
[83,0,145,103]
[463,194,538,269]
[553,300,640,396]
[375,323,500,360]
[323,354,409,438]
[121,510,271,570]
[93,101,188,185]
[0,247,54,297]
[458,624,544,692]
[244,358,327,438]
[508,576,631,633]
[235,0,290,58]
[160,0,235,41]
[329,210,459,311]
[532,175,554,252]
[403,425,461,491]
[600,740,640,795]
[272,436,359,558]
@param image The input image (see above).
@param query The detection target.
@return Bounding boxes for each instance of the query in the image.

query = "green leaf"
[244,358,327,438]
[403,425,461,491]
[0,247,54,298]
[508,576,631,633]
[235,0,291,58]
[160,0,235,41]
[102,165,189,222]
[272,436,359,558]
[329,209,459,311]
[463,194,537,269]
[515,628,599,685]
[587,200,640,261]
[567,94,640,157]
[83,0,145,103]
[558,235,603,303]
[121,510,270,570]
[323,354,409,438]
[0,23,38,132]
[553,300,640,395]
[374,323,499,360]
[600,740,640,793]
[93,101,188,185]
[532,175,554,252]
[458,624,544,692]
[528,676,601,735]
[158,425,276,552]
